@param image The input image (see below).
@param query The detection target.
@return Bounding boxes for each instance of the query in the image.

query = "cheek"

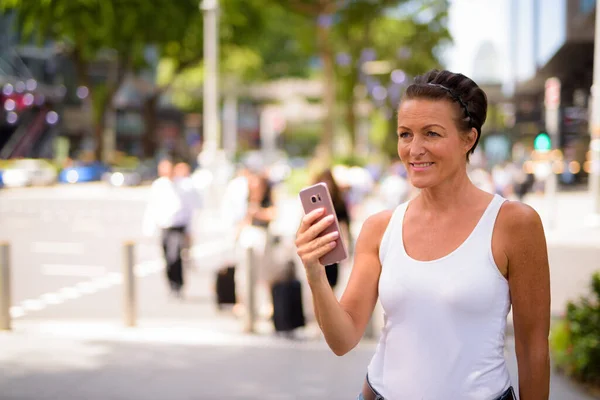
[397,141,409,158]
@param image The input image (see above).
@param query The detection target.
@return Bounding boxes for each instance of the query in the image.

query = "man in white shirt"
[143,159,195,298]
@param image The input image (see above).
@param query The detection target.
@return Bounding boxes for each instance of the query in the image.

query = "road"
[0,184,229,322]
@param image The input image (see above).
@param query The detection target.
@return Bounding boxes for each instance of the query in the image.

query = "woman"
[234,172,277,314]
[313,168,351,289]
[295,70,550,399]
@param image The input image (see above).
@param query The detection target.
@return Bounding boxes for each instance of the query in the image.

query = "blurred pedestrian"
[213,165,252,310]
[221,166,252,237]
[313,168,351,289]
[295,69,550,399]
[233,172,278,314]
[468,165,495,194]
[173,161,202,269]
[143,159,195,299]
[242,172,305,337]
[379,162,411,209]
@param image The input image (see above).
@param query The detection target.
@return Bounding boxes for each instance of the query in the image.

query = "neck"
[416,166,480,213]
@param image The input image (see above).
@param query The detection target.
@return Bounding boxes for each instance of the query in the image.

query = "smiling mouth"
[410,162,434,168]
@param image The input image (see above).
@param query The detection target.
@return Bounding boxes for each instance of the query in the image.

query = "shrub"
[550,272,600,385]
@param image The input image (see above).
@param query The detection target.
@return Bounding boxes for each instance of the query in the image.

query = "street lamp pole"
[200,0,220,159]
[589,4,600,223]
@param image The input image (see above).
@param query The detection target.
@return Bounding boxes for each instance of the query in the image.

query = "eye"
[398,131,411,138]
[426,131,441,137]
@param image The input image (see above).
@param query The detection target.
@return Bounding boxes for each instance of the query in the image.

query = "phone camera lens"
[311,195,317,203]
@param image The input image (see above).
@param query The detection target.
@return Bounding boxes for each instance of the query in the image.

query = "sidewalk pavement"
[1,188,599,399]
[1,319,598,399]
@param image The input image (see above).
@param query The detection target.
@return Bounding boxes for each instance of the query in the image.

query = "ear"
[464,128,478,153]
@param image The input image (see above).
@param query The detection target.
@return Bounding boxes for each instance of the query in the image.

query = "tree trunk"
[346,99,357,154]
[142,95,159,159]
[94,117,105,162]
[317,23,335,161]
[344,63,359,154]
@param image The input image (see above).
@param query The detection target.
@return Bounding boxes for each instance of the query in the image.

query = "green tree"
[135,0,314,157]
[158,0,314,143]
[272,1,450,161]
[1,0,199,161]
[334,0,451,156]
[276,0,341,161]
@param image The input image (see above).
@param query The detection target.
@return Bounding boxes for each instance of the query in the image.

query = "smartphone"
[299,182,348,266]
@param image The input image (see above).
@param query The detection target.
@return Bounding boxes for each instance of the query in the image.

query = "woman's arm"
[500,202,551,399]
[252,205,276,223]
[296,209,391,356]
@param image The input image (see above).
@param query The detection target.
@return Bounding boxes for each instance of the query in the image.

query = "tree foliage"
[333,0,452,157]
[1,0,451,161]
[1,0,199,160]
[275,0,451,160]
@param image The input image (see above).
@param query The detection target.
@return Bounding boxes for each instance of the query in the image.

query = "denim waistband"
[360,374,515,400]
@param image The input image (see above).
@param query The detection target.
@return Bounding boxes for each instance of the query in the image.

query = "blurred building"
[0,12,189,162]
[510,0,595,171]
[445,0,514,166]
[0,12,65,160]
[446,0,596,177]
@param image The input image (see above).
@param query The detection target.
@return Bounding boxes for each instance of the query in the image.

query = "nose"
[409,135,426,158]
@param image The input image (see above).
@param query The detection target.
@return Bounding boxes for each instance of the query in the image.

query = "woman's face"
[396,99,475,189]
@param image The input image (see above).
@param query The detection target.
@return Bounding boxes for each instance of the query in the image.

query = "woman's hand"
[295,208,339,280]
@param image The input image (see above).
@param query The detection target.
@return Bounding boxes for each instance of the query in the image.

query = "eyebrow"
[397,124,446,131]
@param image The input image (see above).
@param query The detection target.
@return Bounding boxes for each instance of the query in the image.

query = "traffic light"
[534,132,551,152]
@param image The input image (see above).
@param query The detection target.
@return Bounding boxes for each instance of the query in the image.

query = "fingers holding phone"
[296,183,348,276]
[295,210,339,270]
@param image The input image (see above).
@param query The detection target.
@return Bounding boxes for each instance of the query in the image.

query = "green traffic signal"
[534,132,551,152]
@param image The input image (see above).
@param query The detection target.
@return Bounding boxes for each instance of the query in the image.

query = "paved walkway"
[1,319,598,399]
[1,188,599,399]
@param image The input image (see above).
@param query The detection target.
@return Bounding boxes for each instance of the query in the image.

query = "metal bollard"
[123,241,136,327]
[243,246,256,334]
[0,242,10,331]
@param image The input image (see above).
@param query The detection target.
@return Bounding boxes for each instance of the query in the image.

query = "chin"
[408,176,440,189]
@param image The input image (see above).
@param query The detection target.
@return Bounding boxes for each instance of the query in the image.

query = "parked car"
[103,168,142,187]
[102,160,157,187]
[58,162,110,184]
[0,159,57,187]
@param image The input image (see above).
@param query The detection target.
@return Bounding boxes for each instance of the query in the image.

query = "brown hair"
[402,69,488,161]
[314,168,346,213]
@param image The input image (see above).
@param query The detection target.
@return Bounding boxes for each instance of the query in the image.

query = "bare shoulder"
[363,209,395,229]
[360,209,395,236]
[496,200,547,259]
[356,209,395,250]
[497,200,544,232]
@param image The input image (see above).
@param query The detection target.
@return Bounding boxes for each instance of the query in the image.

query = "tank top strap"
[472,194,507,245]
[379,201,409,264]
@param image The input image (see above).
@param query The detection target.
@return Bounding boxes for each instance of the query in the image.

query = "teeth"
[413,162,433,167]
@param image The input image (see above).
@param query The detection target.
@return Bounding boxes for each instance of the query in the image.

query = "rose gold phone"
[299,182,348,266]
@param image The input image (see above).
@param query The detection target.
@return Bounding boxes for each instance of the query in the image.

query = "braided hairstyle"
[402,69,488,161]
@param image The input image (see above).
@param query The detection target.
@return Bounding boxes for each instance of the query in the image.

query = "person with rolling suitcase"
[215,166,251,310]
[271,260,306,338]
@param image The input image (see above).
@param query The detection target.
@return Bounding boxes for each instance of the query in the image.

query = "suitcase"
[215,266,236,307]
[271,278,305,332]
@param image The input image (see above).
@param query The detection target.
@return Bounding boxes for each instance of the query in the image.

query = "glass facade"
[537,0,567,67]
[581,0,596,14]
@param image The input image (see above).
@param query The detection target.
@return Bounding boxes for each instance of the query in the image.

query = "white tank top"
[367,194,511,399]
